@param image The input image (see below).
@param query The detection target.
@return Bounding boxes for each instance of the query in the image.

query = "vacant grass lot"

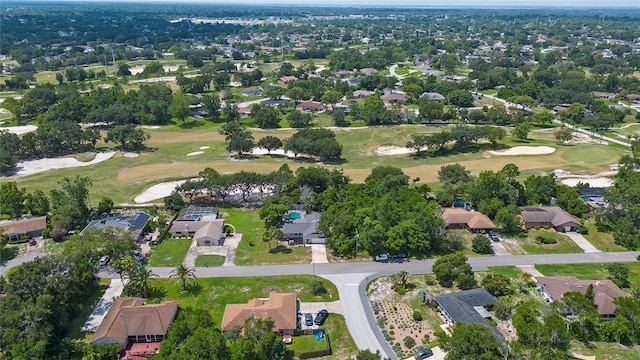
[569,340,640,360]
[148,238,192,267]
[286,334,328,353]
[519,229,584,254]
[153,275,338,325]
[9,122,629,204]
[228,208,311,266]
[536,262,640,284]
[582,219,627,252]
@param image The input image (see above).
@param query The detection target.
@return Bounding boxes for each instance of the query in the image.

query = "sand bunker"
[138,125,160,129]
[561,177,613,187]
[490,146,555,156]
[376,146,413,156]
[163,65,180,72]
[251,148,297,157]
[10,152,115,177]
[0,125,38,135]
[129,65,145,75]
[187,151,204,156]
[134,180,187,203]
[123,152,139,158]
[199,146,210,150]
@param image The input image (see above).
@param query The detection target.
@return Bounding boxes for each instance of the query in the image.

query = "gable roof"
[221,293,297,332]
[435,288,504,342]
[442,208,495,230]
[194,219,225,243]
[90,298,178,346]
[535,276,627,316]
[520,206,580,228]
[380,93,407,102]
[0,216,47,237]
[282,212,320,237]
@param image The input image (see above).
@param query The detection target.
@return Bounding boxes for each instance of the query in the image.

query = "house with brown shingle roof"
[90,297,178,347]
[0,216,47,241]
[535,276,627,318]
[520,206,581,232]
[278,76,298,85]
[380,93,407,104]
[359,68,378,75]
[442,207,495,232]
[296,101,324,112]
[221,293,297,335]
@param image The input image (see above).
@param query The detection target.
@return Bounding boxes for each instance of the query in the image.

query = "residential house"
[241,87,263,97]
[0,216,47,241]
[553,105,568,113]
[592,91,616,100]
[535,276,627,318]
[435,288,504,342]
[221,293,298,335]
[296,101,324,112]
[626,94,640,103]
[420,92,446,101]
[278,76,298,85]
[359,68,378,75]
[577,187,607,210]
[520,206,581,232]
[442,207,496,232]
[81,212,150,242]
[281,211,322,244]
[353,90,374,98]
[90,297,178,347]
[170,206,226,246]
[237,107,252,118]
[380,93,407,104]
[345,78,360,87]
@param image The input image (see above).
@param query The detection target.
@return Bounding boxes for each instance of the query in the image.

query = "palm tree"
[131,265,158,298]
[170,264,197,292]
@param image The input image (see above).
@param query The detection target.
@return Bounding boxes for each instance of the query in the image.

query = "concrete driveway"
[403,346,446,360]
[564,232,600,253]
[182,233,243,268]
[311,244,329,263]
[491,240,510,255]
[299,300,342,315]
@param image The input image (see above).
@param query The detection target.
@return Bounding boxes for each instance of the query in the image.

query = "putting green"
[561,145,620,166]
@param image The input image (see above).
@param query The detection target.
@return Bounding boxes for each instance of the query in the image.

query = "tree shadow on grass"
[181,282,204,298]
[148,285,168,299]
[179,120,206,129]
[269,245,292,254]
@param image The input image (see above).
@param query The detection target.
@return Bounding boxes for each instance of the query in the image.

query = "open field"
[4,123,629,204]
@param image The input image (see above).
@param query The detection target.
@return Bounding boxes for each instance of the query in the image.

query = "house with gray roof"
[81,212,151,241]
[420,92,445,101]
[170,205,225,246]
[520,206,581,232]
[435,288,504,342]
[281,211,323,244]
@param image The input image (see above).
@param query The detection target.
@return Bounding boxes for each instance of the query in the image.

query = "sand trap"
[138,125,160,129]
[251,148,297,157]
[199,146,210,150]
[561,177,613,187]
[187,151,204,156]
[10,152,115,177]
[0,125,38,135]
[490,146,555,156]
[134,180,188,203]
[123,152,139,158]
[129,65,145,75]
[163,65,180,72]
[376,146,413,156]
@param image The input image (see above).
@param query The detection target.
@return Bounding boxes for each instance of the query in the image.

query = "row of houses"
[442,205,581,233]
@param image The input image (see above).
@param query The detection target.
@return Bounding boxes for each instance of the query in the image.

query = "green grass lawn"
[519,229,584,254]
[582,219,627,252]
[319,314,359,360]
[229,208,311,266]
[152,275,338,325]
[570,340,640,360]
[286,334,328,353]
[536,262,640,284]
[487,265,524,279]
[195,254,226,267]
[148,238,192,267]
[0,245,21,263]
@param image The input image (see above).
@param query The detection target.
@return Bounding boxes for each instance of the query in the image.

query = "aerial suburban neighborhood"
[1,1,640,360]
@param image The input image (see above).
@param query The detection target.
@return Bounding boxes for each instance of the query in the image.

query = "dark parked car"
[637,254,640,260]
[414,348,433,359]
[28,238,36,246]
[393,252,407,259]
[305,313,313,326]
[314,309,329,325]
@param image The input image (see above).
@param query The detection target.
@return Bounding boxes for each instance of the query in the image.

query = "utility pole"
[111,48,117,84]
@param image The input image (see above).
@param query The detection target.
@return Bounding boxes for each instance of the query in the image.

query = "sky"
[24,0,640,8]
